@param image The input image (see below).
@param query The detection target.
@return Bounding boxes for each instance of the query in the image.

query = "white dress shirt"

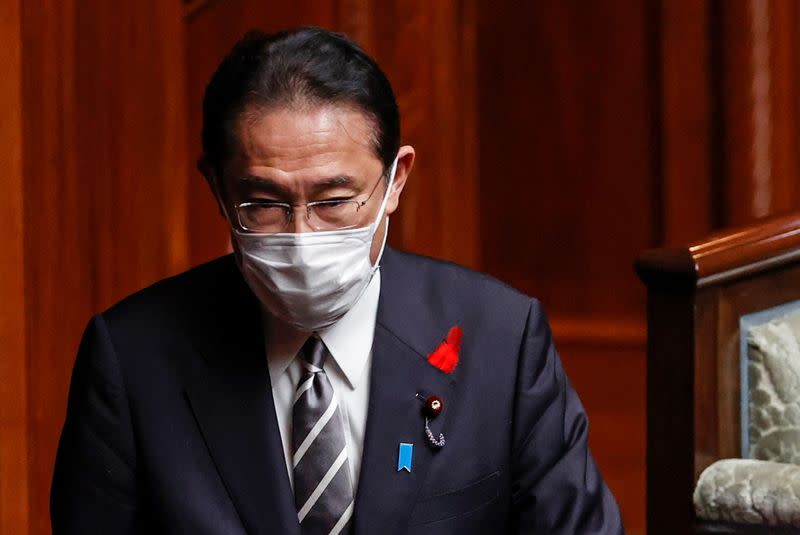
[263,271,380,494]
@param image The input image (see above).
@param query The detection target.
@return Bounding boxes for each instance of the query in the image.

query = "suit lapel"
[184,258,299,535]
[353,249,458,534]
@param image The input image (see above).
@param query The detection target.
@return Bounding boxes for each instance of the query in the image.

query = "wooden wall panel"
[719,0,800,225]
[74,0,190,309]
[769,0,800,214]
[645,0,800,248]
[476,4,652,531]
[658,0,717,244]
[342,0,479,268]
[720,0,768,225]
[0,2,28,534]
[20,3,95,532]
[478,0,655,323]
[17,2,190,533]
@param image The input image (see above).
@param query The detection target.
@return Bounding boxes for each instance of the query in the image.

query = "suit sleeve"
[51,314,139,534]
[510,300,625,534]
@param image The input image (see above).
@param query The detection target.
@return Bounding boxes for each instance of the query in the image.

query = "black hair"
[202,27,400,175]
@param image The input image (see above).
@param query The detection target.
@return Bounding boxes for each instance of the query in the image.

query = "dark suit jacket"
[51,248,624,534]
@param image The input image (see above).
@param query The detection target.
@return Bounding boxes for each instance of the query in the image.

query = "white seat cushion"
[694,459,800,527]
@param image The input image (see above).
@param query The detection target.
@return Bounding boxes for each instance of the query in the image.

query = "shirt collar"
[264,271,381,390]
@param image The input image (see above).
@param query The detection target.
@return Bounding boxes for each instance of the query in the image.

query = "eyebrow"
[311,175,356,195]
[238,175,288,197]
[237,174,358,198]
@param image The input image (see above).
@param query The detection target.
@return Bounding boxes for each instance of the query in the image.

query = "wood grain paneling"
[765,0,800,215]
[20,3,94,532]
[719,0,800,225]
[655,0,800,242]
[658,0,717,244]
[345,0,480,268]
[18,2,190,533]
[477,0,655,322]
[0,1,28,534]
[477,3,653,531]
[73,0,190,308]
[720,0,769,224]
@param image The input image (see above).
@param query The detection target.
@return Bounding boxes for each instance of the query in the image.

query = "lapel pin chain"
[424,418,446,448]
[416,393,446,449]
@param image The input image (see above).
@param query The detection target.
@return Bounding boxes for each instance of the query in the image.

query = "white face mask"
[231,158,397,332]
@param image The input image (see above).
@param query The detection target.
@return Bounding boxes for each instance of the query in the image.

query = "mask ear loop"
[373,156,398,225]
[371,156,399,270]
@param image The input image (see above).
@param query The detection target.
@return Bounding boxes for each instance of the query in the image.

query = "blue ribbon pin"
[397,443,413,472]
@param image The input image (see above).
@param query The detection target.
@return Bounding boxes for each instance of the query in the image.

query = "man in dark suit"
[51,27,624,534]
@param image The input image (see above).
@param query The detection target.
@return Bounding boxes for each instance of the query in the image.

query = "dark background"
[4,1,800,534]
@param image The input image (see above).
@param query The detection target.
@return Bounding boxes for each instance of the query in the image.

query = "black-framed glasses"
[234,171,387,233]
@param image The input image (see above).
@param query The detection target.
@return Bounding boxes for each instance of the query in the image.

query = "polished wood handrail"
[636,212,800,289]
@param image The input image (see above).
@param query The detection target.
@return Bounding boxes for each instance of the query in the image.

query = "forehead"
[230,103,379,175]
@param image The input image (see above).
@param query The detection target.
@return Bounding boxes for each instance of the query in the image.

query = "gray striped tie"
[293,337,354,535]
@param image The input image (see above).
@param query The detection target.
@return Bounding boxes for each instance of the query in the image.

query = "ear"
[198,156,228,219]
[384,145,415,216]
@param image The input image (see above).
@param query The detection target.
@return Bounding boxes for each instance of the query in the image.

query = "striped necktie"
[292,337,354,534]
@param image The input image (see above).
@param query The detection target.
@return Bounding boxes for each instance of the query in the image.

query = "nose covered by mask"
[232,157,398,332]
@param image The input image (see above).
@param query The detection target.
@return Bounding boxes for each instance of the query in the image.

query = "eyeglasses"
[234,171,387,233]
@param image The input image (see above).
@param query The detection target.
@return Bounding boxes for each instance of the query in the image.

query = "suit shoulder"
[385,249,534,312]
[101,255,236,329]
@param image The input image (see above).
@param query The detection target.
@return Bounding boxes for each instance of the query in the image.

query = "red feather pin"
[427,326,463,374]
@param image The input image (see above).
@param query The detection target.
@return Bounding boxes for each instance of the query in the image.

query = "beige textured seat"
[695,311,800,527]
